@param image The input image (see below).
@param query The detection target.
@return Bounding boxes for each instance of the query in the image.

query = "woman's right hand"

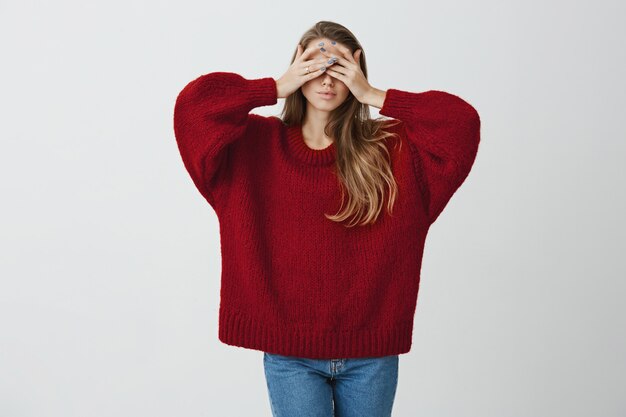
[275,44,337,99]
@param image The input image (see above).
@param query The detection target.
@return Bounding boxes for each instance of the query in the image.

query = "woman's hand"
[275,44,338,99]
[319,44,373,104]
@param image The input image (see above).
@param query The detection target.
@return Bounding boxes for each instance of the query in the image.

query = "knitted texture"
[173,71,480,359]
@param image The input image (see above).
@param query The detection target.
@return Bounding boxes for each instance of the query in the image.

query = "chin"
[313,103,341,112]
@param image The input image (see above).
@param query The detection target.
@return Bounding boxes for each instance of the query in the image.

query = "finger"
[323,42,358,65]
[317,49,356,70]
[304,65,330,81]
[297,43,321,63]
[328,66,348,78]
[317,59,348,77]
[301,57,337,67]
[301,62,331,77]
[299,59,336,76]
[322,55,354,71]
[295,44,303,59]
[324,68,347,82]
[317,48,338,62]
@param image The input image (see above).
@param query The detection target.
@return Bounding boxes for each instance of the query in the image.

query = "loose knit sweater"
[173,71,480,359]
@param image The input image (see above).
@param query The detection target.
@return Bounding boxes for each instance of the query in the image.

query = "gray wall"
[1,0,624,416]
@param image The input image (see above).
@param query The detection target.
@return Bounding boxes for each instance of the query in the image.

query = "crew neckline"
[284,123,336,166]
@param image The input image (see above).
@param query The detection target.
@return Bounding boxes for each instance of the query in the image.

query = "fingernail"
[320,47,326,52]
[331,41,336,45]
[318,41,324,46]
[327,58,334,64]
[320,66,326,71]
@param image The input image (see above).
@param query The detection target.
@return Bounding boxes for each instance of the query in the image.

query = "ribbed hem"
[246,76,278,108]
[379,88,422,121]
[284,124,336,166]
[218,308,414,359]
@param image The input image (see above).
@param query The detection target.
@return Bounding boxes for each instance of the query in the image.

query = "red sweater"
[173,71,480,359]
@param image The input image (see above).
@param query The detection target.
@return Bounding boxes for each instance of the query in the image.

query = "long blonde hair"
[281,21,402,227]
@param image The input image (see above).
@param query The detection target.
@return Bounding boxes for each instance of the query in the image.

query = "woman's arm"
[173,71,277,208]
[369,87,481,224]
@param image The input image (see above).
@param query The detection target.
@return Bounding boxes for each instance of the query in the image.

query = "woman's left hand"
[319,44,372,104]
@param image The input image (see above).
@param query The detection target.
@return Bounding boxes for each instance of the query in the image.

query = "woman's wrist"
[364,87,387,109]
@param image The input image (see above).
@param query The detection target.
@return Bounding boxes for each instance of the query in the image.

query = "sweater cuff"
[379,88,420,121]
[246,77,278,109]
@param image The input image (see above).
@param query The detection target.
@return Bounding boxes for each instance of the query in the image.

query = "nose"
[321,72,334,85]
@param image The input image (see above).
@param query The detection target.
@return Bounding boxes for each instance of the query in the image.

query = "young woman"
[173,20,480,417]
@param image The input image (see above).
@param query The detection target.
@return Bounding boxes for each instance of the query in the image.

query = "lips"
[318,91,336,96]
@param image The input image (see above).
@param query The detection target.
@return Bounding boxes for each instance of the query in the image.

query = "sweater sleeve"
[379,88,481,224]
[173,71,278,208]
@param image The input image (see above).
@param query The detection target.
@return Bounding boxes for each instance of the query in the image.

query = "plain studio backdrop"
[1,1,624,416]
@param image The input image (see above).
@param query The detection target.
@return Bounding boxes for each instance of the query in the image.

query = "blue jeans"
[263,352,399,417]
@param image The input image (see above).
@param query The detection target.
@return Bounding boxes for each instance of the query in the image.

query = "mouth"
[317,91,336,98]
